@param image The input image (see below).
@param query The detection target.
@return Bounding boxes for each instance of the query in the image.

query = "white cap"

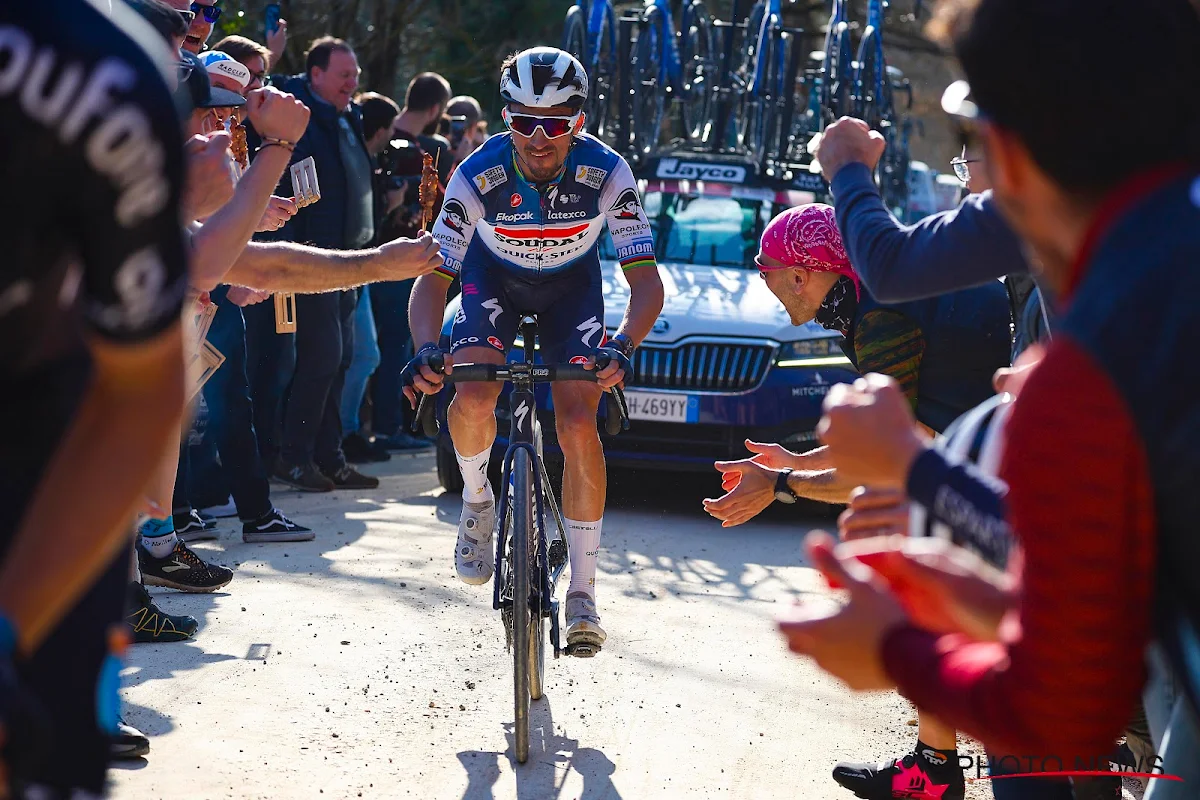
[199,50,251,89]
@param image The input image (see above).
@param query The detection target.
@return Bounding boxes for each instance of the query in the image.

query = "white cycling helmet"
[499,47,588,111]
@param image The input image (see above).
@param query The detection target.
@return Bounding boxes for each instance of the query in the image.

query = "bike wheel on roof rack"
[632,8,667,159]
[822,20,854,127]
[679,0,716,144]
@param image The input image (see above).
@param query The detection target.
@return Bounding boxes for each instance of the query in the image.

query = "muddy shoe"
[566,592,605,655]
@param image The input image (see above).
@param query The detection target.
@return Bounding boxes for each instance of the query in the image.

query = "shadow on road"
[458,697,620,800]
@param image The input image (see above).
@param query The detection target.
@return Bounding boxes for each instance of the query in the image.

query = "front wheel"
[679,1,715,143]
[509,448,534,763]
[528,615,545,700]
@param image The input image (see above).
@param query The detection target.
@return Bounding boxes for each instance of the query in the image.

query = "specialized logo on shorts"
[569,355,589,365]
[454,306,467,324]
[575,165,608,190]
[487,336,504,351]
[441,199,468,235]
[609,187,643,220]
[510,192,522,208]
[481,297,503,326]
[576,316,603,348]
[474,164,508,194]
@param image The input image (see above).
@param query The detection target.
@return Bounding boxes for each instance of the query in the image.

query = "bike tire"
[510,447,534,763]
[679,0,715,143]
[632,9,666,158]
[822,21,853,127]
[528,615,545,701]
[745,18,784,162]
[852,26,883,130]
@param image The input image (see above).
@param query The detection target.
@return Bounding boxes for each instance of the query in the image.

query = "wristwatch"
[611,333,636,358]
[774,468,798,504]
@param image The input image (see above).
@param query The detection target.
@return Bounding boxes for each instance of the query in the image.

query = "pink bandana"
[758,203,860,298]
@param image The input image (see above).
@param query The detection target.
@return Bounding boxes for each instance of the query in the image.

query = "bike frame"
[643,0,685,87]
[491,321,567,633]
[806,0,850,126]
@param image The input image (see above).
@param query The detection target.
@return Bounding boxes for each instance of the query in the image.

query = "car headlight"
[775,337,852,368]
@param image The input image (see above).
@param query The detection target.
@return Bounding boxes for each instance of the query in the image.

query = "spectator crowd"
[3,0,1199,799]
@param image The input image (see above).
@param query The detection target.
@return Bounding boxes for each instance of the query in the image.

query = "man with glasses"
[404,47,665,653]
[159,0,219,55]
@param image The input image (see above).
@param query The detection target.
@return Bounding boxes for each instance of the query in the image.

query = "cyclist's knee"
[554,404,601,451]
[451,382,503,419]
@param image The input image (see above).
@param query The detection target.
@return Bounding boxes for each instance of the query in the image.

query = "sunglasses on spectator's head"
[190,2,222,23]
[177,9,195,25]
[502,108,581,139]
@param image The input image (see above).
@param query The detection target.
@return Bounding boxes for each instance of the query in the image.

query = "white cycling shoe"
[455,500,495,585]
[565,591,606,654]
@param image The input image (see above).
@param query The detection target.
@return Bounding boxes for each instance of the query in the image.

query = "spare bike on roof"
[414,316,629,764]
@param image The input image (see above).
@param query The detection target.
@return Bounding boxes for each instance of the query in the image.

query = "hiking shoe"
[342,433,392,464]
[324,463,380,490]
[243,508,314,543]
[125,581,198,643]
[455,501,495,585]
[274,460,335,492]
[111,717,150,759]
[173,508,218,543]
[565,592,605,654]
[138,540,233,592]
[833,751,965,800]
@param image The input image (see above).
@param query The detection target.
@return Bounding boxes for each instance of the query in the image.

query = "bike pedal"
[566,642,601,659]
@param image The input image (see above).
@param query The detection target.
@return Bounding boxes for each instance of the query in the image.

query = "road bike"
[852,0,913,215]
[777,0,853,163]
[629,0,717,159]
[563,0,621,143]
[415,318,629,764]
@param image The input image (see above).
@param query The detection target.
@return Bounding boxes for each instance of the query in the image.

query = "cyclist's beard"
[515,143,567,183]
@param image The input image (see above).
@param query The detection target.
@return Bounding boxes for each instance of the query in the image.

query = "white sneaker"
[565,591,606,653]
[455,501,495,585]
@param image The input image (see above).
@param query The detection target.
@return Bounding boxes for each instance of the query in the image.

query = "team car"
[432,153,859,489]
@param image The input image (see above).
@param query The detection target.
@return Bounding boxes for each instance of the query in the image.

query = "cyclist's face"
[509,103,579,182]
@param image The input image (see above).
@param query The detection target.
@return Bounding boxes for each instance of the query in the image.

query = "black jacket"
[260,75,372,250]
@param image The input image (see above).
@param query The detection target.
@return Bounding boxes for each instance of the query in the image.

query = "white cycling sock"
[566,518,602,599]
[456,448,493,509]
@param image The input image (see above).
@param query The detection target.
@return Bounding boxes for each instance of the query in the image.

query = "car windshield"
[600,181,805,269]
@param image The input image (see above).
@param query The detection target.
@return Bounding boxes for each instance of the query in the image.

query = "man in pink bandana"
[705,202,1011,798]
[707,201,1011,518]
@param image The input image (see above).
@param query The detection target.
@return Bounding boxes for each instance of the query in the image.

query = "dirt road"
[112,453,991,799]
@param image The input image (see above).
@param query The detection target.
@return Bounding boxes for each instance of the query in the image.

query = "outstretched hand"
[777,531,906,691]
[375,233,444,281]
[703,458,780,528]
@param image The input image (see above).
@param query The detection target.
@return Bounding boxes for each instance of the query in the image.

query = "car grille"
[630,341,776,392]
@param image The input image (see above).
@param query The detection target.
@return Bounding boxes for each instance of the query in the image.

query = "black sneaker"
[243,508,315,543]
[125,581,198,643]
[342,433,392,464]
[378,432,434,451]
[323,463,380,490]
[274,460,335,492]
[138,540,233,592]
[111,717,150,759]
[833,750,965,800]
[173,508,218,543]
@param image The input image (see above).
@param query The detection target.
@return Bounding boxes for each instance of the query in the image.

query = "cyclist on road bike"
[403,47,665,653]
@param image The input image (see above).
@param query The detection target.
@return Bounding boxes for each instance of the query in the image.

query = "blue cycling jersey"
[430,132,656,279]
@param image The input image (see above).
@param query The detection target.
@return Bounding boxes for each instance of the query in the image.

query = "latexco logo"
[656,159,747,184]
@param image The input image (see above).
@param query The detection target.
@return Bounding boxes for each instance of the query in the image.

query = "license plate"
[622,391,698,423]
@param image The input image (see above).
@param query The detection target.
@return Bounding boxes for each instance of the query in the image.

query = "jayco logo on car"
[656,159,747,184]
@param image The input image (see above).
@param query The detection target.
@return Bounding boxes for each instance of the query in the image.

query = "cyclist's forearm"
[409,274,451,348]
[615,265,665,345]
[789,445,833,471]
